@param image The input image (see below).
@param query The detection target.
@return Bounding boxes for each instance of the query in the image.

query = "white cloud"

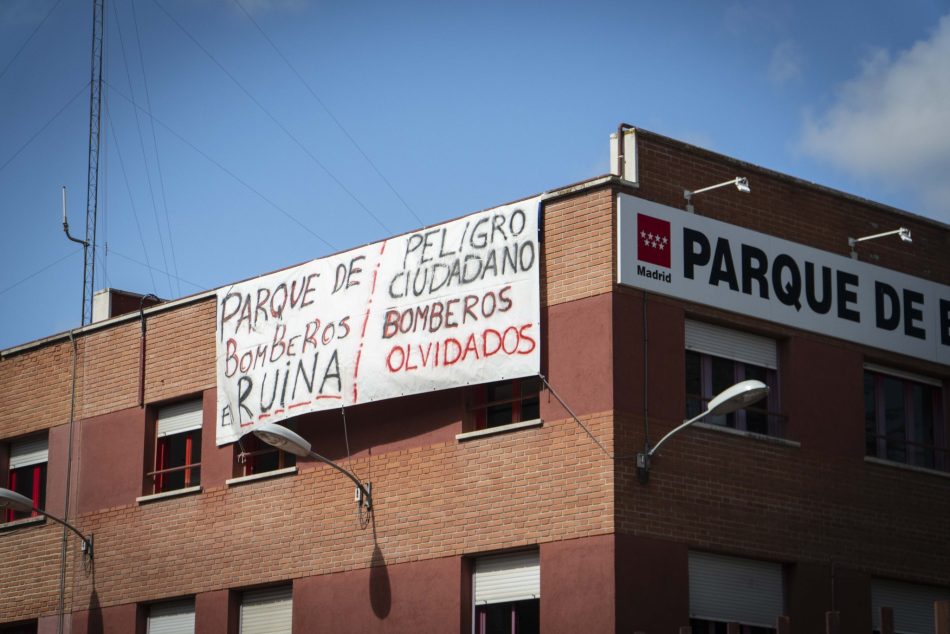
[799,14,950,221]
[768,39,802,86]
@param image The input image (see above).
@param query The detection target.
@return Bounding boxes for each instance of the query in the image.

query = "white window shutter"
[685,320,777,369]
[10,435,49,469]
[871,579,949,634]
[689,551,784,628]
[147,600,195,634]
[240,586,292,634]
[157,399,203,437]
[474,551,540,605]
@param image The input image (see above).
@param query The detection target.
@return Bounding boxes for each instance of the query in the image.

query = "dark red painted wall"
[293,554,462,633]
[616,534,689,633]
[77,407,146,514]
[541,535,616,633]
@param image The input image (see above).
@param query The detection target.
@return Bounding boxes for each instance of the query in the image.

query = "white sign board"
[618,194,950,366]
[216,196,543,445]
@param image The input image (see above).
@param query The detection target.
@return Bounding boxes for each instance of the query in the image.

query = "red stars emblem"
[637,213,671,268]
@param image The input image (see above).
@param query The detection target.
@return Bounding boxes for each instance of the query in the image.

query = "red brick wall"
[3,132,949,631]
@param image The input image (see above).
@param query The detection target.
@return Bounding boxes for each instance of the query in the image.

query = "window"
[871,578,950,634]
[864,366,946,471]
[240,586,292,634]
[146,599,195,634]
[0,620,37,634]
[689,551,784,632]
[473,551,540,634]
[4,434,48,523]
[685,321,781,436]
[150,400,202,494]
[234,431,296,478]
[471,377,541,430]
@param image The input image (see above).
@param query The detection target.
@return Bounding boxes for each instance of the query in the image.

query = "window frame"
[148,399,203,495]
[864,365,947,472]
[4,434,49,523]
[469,377,542,431]
[234,432,296,479]
[472,550,540,634]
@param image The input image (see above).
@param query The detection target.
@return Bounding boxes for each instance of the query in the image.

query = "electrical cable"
[129,0,181,297]
[150,0,395,235]
[0,81,88,174]
[0,250,81,297]
[105,80,336,250]
[108,116,158,293]
[0,0,65,83]
[232,0,425,228]
[112,1,174,298]
[99,246,206,291]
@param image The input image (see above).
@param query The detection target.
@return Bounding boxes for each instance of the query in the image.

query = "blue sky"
[2,0,948,350]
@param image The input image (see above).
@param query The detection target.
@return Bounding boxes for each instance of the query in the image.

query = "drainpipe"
[138,294,159,408]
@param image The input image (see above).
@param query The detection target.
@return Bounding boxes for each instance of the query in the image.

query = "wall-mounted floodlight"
[848,228,912,259]
[684,177,750,212]
[0,487,93,560]
[636,380,769,484]
[253,423,372,512]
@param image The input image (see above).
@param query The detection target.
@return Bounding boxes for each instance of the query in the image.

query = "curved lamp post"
[684,177,750,212]
[0,487,93,560]
[637,379,769,484]
[253,423,372,512]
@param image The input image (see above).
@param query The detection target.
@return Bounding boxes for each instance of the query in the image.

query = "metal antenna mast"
[82,0,105,325]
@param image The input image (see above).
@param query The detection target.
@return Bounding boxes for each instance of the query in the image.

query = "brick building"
[1,127,948,633]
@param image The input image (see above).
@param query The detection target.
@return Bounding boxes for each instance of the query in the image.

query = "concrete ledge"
[226,466,297,487]
[456,419,543,442]
[864,456,950,479]
[693,421,801,448]
[0,515,45,532]
[136,485,202,505]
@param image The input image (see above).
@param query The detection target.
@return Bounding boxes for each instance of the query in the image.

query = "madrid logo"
[637,213,671,268]
[635,213,673,283]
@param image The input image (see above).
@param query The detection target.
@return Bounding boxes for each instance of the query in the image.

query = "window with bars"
[864,367,947,471]
[470,377,541,430]
[685,321,782,437]
[4,434,48,523]
[149,400,202,494]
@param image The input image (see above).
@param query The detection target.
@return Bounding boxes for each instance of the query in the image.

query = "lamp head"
[735,177,751,194]
[707,379,769,416]
[0,487,36,513]
[253,423,312,457]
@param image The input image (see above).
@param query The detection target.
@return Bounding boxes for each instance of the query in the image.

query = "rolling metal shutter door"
[474,551,540,605]
[685,320,777,369]
[871,579,949,633]
[10,436,48,469]
[240,586,292,634]
[689,551,783,628]
[157,400,203,437]
[147,600,195,634]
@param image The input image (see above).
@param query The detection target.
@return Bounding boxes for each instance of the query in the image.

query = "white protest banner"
[618,193,950,365]
[216,196,542,445]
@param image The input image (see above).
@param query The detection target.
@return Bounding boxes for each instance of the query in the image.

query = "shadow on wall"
[85,588,102,634]
[370,534,391,619]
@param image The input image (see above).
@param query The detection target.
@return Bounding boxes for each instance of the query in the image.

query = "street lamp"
[253,423,373,512]
[684,177,751,212]
[848,227,912,259]
[0,487,93,560]
[636,379,769,484]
